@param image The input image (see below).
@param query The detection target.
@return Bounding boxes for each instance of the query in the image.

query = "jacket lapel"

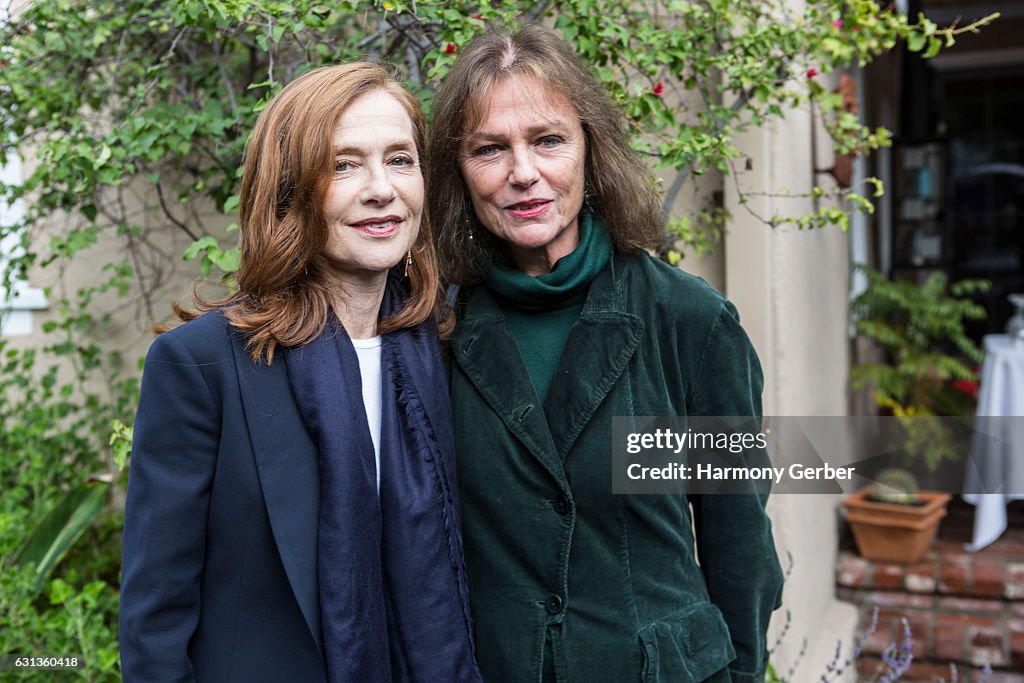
[544,257,644,460]
[452,289,568,490]
[232,339,321,655]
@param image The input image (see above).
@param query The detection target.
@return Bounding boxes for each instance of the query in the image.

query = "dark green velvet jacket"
[450,252,784,683]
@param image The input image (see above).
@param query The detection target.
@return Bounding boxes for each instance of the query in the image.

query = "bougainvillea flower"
[444,42,457,54]
[806,67,819,79]
[652,82,664,96]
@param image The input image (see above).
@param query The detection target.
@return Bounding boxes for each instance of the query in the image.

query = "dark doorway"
[943,70,1024,338]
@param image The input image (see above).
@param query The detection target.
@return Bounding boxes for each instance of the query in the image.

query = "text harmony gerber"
[626,463,856,483]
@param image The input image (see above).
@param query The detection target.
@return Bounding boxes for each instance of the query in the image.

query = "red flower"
[832,19,843,29]
[806,67,819,79]
[444,42,457,54]
[652,82,664,96]
[952,378,979,399]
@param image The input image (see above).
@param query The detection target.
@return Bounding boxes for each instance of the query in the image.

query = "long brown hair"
[176,63,450,362]
[428,24,662,285]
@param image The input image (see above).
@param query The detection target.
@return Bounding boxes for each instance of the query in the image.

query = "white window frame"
[1,156,48,336]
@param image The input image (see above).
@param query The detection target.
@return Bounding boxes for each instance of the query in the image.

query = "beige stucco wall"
[3,168,229,401]
[722,86,859,679]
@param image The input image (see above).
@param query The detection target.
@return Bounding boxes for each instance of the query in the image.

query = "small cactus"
[870,468,920,504]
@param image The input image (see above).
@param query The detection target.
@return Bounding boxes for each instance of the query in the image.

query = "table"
[964,334,1024,551]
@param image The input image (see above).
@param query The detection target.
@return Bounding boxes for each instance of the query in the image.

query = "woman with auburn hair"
[429,25,783,683]
[120,63,481,683]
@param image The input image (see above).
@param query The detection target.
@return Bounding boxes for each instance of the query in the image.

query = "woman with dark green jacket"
[428,25,784,683]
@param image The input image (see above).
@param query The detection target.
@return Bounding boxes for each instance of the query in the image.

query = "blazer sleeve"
[120,329,221,683]
[688,302,784,683]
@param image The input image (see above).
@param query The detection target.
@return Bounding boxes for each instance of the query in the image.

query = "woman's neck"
[326,270,388,339]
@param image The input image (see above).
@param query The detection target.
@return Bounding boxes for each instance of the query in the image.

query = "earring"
[404,250,412,277]
[465,211,475,241]
[584,185,593,211]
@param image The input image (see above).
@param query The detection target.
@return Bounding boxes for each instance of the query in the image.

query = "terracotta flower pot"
[841,489,952,564]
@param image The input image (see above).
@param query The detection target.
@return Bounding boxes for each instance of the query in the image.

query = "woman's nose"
[361,163,397,204]
[508,147,540,188]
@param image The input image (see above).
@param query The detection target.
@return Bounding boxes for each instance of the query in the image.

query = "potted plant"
[841,468,951,564]
[844,266,988,562]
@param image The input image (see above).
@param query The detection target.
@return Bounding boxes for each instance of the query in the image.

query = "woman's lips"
[506,200,551,220]
[350,217,402,237]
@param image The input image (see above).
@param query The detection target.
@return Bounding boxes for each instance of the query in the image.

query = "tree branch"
[155,183,200,242]
[212,36,240,116]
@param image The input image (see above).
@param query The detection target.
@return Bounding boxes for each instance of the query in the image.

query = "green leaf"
[182,235,219,261]
[211,245,241,273]
[94,144,112,169]
[109,418,133,471]
[13,479,111,593]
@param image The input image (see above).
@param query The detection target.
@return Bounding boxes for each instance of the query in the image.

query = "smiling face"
[458,74,586,276]
[322,89,423,287]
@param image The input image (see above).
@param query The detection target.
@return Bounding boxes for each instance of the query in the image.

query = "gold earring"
[404,250,412,277]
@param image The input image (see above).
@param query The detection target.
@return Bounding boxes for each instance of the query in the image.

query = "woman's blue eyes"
[473,137,563,157]
[474,144,500,157]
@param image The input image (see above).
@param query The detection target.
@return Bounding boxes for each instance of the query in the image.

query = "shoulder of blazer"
[154,309,247,362]
[143,310,252,403]
[618,253,730,320]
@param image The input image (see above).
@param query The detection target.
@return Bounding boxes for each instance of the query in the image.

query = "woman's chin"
[322,258,405,283]
[492,225,552,249]
[494,222,579,260]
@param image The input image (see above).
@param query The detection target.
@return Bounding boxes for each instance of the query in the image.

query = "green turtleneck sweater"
[484,211,613,402]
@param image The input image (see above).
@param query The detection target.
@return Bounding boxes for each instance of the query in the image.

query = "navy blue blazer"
[120,311,326,682]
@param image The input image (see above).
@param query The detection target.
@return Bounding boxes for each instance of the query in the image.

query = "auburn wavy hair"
[173,62,450,362]
[428,24,663,285]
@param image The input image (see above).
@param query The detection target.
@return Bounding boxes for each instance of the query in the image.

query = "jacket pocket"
[637,602,736,683]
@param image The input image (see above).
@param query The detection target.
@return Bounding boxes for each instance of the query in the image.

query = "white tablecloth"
[964,334,1024,551]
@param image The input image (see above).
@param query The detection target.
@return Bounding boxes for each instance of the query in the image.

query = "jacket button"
[553,495,571,515]
[545,594,564,614]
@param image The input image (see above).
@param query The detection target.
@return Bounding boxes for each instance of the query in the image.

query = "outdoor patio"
[837,499,1024,682]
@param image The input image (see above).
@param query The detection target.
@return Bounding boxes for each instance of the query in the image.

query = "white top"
[352,336,383,491]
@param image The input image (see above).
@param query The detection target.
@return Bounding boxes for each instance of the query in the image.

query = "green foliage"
[851,265,988,469]
[851,265,987,415]
[108,420,133,472]
[0,332,131,679]
[0,566,121,681]
[0,0,999,287]
[14,478,112,593]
